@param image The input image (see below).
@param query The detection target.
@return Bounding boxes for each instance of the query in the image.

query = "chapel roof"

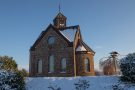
[76,44,87,51]
[76,40,95,53]
[53,12,67,20]
[59,25,79,42]
[30,12,95,54]
[30,24,79,51]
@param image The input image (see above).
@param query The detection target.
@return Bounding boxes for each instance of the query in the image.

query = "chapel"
[29,12,95,77]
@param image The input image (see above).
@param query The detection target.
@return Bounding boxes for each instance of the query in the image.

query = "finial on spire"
[59,3,61,13]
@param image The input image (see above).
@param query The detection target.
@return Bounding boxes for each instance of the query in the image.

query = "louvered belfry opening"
[53,12,67,29]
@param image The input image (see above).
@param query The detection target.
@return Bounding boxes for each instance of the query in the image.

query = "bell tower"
[53,12,67,29]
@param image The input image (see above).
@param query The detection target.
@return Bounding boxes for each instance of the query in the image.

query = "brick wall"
[30,28,75,77]
[76,52,95,76]
[29,27,95,77]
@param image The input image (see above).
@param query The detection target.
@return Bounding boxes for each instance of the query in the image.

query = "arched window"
[61,58,66,72]
[85,58,90,72]
[48,36,55,45]
[49,55,55,73]
[37,59,42,73]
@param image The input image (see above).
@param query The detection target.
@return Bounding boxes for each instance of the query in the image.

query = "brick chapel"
[29,12,95,77]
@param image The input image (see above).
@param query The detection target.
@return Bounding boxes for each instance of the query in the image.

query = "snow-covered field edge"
[25,76,135,90]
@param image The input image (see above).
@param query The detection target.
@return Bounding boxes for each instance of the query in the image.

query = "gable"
[76,44,87,51]
[30,24,73,51]
[75,39,95,54]
[81,41,95,53]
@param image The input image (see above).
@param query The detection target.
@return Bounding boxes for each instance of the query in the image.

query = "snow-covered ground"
[25,76,135,90]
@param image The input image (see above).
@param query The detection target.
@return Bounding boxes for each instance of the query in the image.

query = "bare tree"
[99,51,120,75]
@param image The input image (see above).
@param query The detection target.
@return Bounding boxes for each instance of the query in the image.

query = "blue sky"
[0,0,135,70]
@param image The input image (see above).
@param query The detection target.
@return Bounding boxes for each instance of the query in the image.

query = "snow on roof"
[59,29,77,42]
[76,45,87,51]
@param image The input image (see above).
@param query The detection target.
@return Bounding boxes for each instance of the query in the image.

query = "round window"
[48,36,55,45]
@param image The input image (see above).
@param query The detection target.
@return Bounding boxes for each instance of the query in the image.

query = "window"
[60,20,65,26]
[85,58,90,72]
[61,58,66,72]
[48,36,55,45]
[37,59,42,74]
[49,55,55,73]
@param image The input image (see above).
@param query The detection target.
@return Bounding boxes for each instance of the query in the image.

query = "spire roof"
[54,12,67,20]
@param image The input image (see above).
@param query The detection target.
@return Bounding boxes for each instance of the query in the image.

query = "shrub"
[18,68,29,77]
[48,83,61,90]
[0,70,25,90]
[74,79,90,90]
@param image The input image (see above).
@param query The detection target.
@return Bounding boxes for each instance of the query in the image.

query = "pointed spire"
[59,3,61,13]
[53,2,67,28]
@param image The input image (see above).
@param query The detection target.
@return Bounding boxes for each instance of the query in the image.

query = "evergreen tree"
[0,55,26,89]
[120,53,135,83]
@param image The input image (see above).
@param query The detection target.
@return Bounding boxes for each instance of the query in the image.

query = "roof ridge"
[59,25,80,31]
